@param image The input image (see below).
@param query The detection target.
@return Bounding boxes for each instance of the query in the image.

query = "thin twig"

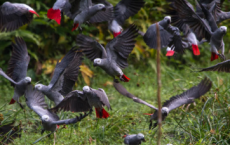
[156,22,162,145]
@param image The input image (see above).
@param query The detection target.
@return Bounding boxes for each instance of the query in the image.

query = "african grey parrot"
[123,133,146,145]
[25,84,90,134]
[0,2,39,32]
[47,0,113,31]
[76,24,138,82]
[143,16,184,56]
[0,37,31,108]
[197,59,230,72]
[175,0,227,61]
[93,0,145,37]
[35,49,82,106]
[50,86,111,119]
[149,77,212,129]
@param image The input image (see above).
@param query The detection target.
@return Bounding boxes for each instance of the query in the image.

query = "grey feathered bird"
[76,24,138,82]
[0,37,31,108]
[35,49,82,106]
[25,84,90,134]
[175,0,227,61]
[143,16,184,56]
[47,0,113,31]
[149,77,212,129]
[197,59,230,72]
[123,133,146,145]
[0,2,39,32]
[50,86,111,118]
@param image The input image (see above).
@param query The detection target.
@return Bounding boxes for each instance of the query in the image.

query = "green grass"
[1,55,230,145]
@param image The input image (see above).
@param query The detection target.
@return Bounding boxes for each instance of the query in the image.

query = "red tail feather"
[143,113,153,116]
[113,32,121,37]
[211,52,218,61]
[123,135,127,138]
[29,10,39,17]
[9,99,16,105]
[166,50,175,56]
[122,74,130,82]
[192,44,200,55]
[95,108,110,119]
[57,125,60,129]
[47,8,61,25]
[72,23,79,31]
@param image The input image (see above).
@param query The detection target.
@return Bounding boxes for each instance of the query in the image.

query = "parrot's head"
[161,107,169,115]
[137,133,145,142]
[24,77,32,84]
[95,4,106,11]
[164,16,171,24]
[35,84,44,91]
[42,115,50,122]
[93,58,102,67]
[83,86,90,93]
[220,26,227,33]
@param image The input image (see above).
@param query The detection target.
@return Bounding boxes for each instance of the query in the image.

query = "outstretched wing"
[107,24,138,69]
[48,47,76,91]
[163,77,212,112]
[50,90,91,113]
[0,3,34,32]
[51,112,90,125]
[76,34,107,61]
[92,88,111,110]
[60,52,83,96]
[198,60,230,72]
[0,68,17,85]
[89,6,114,23]
[113,80,158,110]
[7,37,30,85]
[114,0,145,25]
[143,23,172,49]
[175,0,212,41]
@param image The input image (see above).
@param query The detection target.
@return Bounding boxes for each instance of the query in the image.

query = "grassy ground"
[1,52,230,145]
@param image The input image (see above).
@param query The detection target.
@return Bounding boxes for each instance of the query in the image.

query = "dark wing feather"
[60,52,83,96]
[144,23,172,49]
[163,77,212,111]
[50,90,91,113]
[198,60,230,72]
[114,0,145,25]
[89,6,114,23]
[0,3,33,32]
[7,37,30,85]
[92,88,111,110]
[76,34,107,61]
[63,0,81,19]
[48,47,76,91]
[107,24,138,69]
[113,80,158,110]
[92,0,112,6]
[51,112,90,125]
[175,0,212,41]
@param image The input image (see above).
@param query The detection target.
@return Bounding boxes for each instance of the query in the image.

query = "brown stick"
[156,22,162,145]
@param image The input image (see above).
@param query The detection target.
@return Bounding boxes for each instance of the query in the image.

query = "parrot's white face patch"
[98,4,105,8]
[42,115,49,122]
[220,26,227,32]
[83,86,90,92]
[25,77,31,83]
[35,84,43,90]
[94,58,102,65]
[164,16,171,23]
[137,133,144,139]
[162,107,169,114]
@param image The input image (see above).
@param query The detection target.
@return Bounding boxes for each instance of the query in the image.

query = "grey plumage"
[0,2,39,32]
[25,84,89,133]
[197,59,230,72]
[143,16,184,54]
[50,86,111,118]
[0,37,31,107]
[113,80,158,110]
[149,77,212,129]
[124,133,146,145]
[35,48,79,106]
[76,24,138,82]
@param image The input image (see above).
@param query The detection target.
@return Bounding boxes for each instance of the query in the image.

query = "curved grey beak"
[93,62,96,67]
[102,7,106,11]
[142,138,146,142]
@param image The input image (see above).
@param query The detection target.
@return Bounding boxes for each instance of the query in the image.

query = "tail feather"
[166,50,175,56]
[72,23,79,31]
[122,74,130,82]
[95,108,109,118]
[47,8,61,25]
[192,44,200,56]
[9,98,16,105]
[113,32,121,38]
[211,52,218,61]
